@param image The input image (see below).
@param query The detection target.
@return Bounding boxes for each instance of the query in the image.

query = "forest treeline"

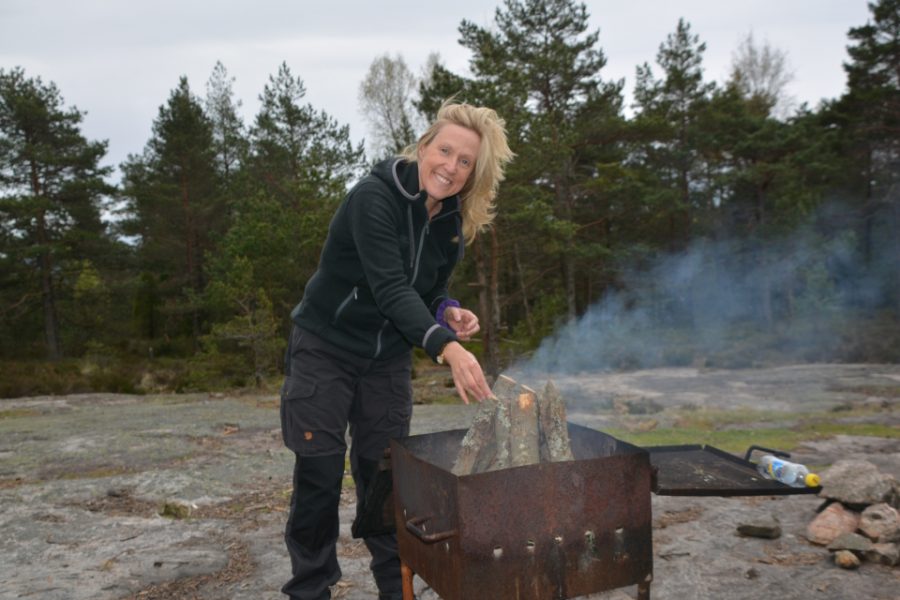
[2,0,899,396]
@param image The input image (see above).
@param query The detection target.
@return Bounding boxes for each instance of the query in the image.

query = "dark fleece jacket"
[290,157,462,361]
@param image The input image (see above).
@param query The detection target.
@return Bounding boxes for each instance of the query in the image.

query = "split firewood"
[452,374,573,475]
[451,396,498,475]
[508,384,540,467]
[538,380,575,462]
[451,374,515,475]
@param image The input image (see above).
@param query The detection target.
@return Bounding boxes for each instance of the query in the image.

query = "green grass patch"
[422,393,463,405]
[795,421,900,438]
[0,408,41,419]
[828,384,900,398]
[607,427,810,456]
[672,408,781,429]
[609,414,899,456]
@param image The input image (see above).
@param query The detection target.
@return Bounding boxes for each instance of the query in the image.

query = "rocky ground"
[1,363,899,600]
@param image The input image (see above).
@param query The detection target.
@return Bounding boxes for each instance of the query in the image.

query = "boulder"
[806,502,860,545]
[859,503,900,543]
[820,460,895,506]
[864,543,899,567]
[827,532,874,554]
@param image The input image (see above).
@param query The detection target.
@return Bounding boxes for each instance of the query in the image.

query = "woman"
[280,101,513,600]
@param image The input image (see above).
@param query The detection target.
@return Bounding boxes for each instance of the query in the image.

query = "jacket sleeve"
[347,184,457,360]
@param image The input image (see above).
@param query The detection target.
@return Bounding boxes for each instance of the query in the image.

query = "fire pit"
[391,424,653,600]
[354,424,821,600]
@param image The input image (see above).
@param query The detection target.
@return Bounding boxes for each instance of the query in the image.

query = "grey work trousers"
[280,326,412,600]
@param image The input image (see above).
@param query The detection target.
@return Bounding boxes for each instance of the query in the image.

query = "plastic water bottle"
[756,455,821,488]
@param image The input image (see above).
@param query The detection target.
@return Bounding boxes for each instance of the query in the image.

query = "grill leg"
[401,561,415,600]
[637,581,651,600]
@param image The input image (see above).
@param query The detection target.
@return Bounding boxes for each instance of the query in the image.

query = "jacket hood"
[372,158,461,216]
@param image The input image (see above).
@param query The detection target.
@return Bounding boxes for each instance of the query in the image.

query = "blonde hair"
[401,101,514,243]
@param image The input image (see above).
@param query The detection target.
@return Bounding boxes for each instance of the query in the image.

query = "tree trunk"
[38,231,61,360]
[181,174,201,345]
[475,236,499,377]
[894,186,900,315]
[555,173,577,321]
[487,228,502,377]
[30,161,61,360]
[513,242,534,337]
[564,249,576,321]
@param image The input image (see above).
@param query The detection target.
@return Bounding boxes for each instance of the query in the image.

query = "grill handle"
[744,445,791,462]
[405,515,457,544]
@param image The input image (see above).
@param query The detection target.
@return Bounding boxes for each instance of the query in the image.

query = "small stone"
[806,502,860,545]
[864,543,899,566]
[737,514,781,539]
[859,503,900,543]
[827,532,873,554]
[834,550,860,569]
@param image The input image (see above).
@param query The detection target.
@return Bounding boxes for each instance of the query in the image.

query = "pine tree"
[631,18,715,248]
[121,76,222,346]
[0,67,113,359]
[831,0,900,309]
[459,0,624,314]
[204,61,247,188]
[417,0,626,373]
[213,63,365,336]
[248,62,364,206]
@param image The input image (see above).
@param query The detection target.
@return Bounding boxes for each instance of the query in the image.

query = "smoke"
[511,199,900,378]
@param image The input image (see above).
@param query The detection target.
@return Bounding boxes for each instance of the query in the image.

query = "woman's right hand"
[440,341,493,404]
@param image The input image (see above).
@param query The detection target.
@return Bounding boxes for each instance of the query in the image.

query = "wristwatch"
[436,343,449,365]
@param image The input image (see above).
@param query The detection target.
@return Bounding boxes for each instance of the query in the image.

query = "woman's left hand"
[443,306,480,341]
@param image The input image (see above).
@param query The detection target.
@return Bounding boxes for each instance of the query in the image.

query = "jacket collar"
[390,158,461,218]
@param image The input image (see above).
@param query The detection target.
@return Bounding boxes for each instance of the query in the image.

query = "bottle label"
[768,459,786,481]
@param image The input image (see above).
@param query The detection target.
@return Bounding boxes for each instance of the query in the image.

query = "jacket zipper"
[407,205,415,269]
[374,319,390,358]
[332,286,358,323]
[410,221,429,286]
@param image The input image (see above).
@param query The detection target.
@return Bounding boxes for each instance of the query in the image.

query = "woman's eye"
[460,158,471,168]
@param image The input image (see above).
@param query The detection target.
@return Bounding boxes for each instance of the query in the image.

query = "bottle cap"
[805,473,821,487]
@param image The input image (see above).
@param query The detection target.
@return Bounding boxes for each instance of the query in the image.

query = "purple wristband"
[436,298,461,330]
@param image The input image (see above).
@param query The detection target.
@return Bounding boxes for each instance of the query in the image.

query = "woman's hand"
[442,306,480,341]
[440,341,492,404]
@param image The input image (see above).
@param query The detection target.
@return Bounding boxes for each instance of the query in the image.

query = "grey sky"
[1,1,872,179]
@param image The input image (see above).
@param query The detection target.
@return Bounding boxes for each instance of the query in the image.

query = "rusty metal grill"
[391,424,653,600]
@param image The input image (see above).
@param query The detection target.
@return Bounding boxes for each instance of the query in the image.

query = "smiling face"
[417,123,481,202]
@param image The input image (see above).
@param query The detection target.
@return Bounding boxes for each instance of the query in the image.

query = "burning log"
[452,374,573,475]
